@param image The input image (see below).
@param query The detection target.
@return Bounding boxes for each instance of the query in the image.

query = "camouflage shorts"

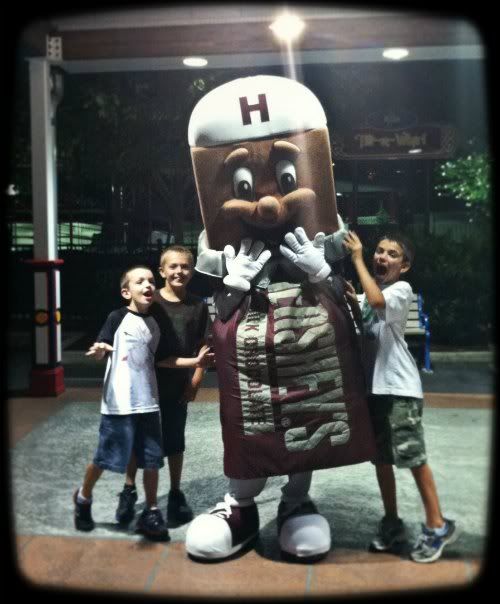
[368,395,427,468]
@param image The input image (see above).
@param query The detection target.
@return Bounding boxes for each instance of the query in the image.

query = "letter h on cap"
[239,94,270,126]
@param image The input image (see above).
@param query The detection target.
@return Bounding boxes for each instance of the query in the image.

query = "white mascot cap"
[188,75,327,147]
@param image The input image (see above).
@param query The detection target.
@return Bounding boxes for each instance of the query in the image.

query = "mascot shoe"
[186,494,260,560]
[277,500,331,561]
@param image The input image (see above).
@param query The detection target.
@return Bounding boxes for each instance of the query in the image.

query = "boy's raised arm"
[343,231,385,309]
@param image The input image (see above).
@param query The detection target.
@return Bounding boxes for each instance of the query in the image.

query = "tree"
[429,152,493,346]
[434,152,491,222]
[55,71,224,249]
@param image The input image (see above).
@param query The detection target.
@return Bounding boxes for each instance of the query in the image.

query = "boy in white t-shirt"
[73,265,212,541]
[343,231,458,564]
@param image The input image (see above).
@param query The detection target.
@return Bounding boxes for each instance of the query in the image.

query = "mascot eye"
[275,160,297,195]
[233,167,254,200]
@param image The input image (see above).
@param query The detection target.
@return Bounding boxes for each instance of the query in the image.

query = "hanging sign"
[332,124,457,160]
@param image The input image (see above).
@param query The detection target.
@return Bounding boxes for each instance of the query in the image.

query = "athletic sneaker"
[73,489,95,532]
[115,485,138,525]
[369,516,407,552]
[135,508,170,542]
[410,519,458,563]
[167,489,193,527]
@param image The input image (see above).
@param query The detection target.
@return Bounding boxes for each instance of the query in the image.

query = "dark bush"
[406,231,493,347]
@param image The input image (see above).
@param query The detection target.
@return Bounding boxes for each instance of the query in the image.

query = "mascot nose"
[256,196,281,221]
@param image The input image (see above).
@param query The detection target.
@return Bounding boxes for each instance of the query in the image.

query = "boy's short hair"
[377,231,415,265]
[159,245,194,268]
[120,265,153,290]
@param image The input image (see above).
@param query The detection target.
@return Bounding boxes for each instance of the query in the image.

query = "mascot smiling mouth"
[219,187,317,248]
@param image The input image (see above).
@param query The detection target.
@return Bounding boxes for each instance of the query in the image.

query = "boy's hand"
[196,344,215,368]
[343,279,363,333]
[343,230,364,263]
[181,383,198,404]
[223,239,272,291]
[344,280,359,307]
[85,342,114,360]
[280,227,331,282]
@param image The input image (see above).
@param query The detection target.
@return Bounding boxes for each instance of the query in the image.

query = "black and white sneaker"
[369,516,407,553]
[135,508,170,542]
[185,494,259,560]
[115,485,138,525]
[73,489,95,532]
[167,489,193,527]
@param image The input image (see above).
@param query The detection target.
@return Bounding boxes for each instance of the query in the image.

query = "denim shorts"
[368,394,427,469]
[93,412,165,473]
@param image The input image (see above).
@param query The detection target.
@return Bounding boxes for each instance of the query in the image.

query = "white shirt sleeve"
[376,281,413,326]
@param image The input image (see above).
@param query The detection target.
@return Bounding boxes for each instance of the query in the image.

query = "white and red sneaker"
[186,494,260,560]
[278,499,331,562]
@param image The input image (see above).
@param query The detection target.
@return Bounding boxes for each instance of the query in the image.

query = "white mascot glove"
[280,227,332,283]
[223,238,272,291]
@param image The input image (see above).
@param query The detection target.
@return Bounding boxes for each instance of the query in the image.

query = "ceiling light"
[270,13,305,42]
[183,57,208,67]
[382,48,409,60]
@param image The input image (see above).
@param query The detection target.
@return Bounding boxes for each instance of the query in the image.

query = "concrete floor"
[6,337,496,598]
[8,387,493,598]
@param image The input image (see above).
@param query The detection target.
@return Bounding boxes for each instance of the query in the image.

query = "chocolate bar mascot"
[185,75,375,562]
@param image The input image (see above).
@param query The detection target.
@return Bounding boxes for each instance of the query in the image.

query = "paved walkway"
[8,384,493,598]
[7,334,495,597]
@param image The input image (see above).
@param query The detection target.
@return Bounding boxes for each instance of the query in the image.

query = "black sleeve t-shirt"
[150,290,210,386]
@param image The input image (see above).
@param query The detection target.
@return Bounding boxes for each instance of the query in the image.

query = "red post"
[25,259,65,396]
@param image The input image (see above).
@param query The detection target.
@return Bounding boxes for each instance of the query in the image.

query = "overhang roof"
[20,6,484,73]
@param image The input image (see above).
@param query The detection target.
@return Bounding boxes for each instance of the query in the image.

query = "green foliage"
[434,153,492,221]
[409,231,493,346]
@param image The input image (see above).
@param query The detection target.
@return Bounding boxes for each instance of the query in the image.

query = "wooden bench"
[204,292,432,373]
[356,293,432,372]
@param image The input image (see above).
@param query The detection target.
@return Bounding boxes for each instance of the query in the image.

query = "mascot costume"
[185,75,375,562]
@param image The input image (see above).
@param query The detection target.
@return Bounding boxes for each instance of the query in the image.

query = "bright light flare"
[270,13,305,42]
[183,57,208,67]
[382,48,409,60]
